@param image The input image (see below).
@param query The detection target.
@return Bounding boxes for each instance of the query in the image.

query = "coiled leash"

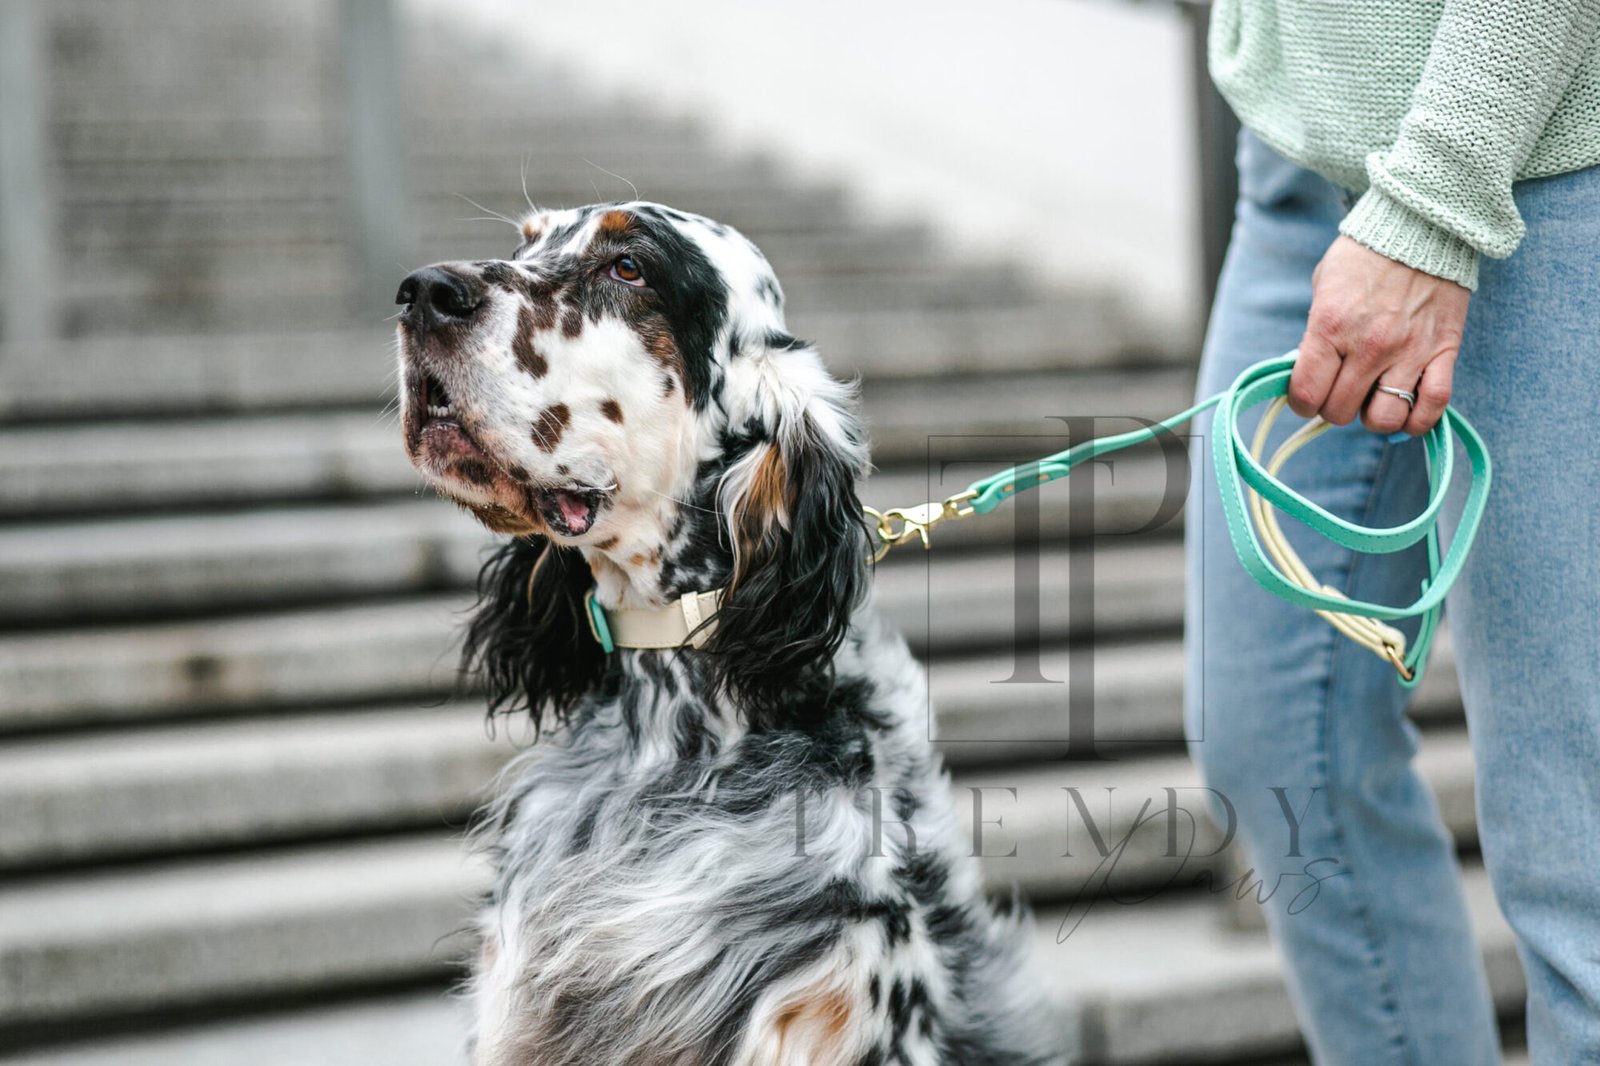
[863,352,1492,689]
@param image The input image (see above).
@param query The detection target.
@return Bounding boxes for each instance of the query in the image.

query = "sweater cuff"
[1339,187,1480,291]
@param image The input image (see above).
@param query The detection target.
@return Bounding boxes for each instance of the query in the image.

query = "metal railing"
[0,0,60,343]
[339,0,415,316]
[1177,0,1240,313]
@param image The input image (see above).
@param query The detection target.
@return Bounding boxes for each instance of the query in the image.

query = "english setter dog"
[395,201,1061,1066]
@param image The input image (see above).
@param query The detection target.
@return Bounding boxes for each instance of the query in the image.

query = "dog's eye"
[609,256,646,288]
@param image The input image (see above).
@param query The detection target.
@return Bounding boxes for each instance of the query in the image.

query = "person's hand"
[1290,236,1471,436]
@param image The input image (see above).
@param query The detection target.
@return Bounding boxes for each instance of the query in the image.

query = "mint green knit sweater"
[1209,0,1600,289]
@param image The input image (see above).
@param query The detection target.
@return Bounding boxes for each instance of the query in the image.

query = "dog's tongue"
[556,491,593,534]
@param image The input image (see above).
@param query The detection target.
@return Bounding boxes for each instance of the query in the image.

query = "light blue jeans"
[1185,130,1600,1064]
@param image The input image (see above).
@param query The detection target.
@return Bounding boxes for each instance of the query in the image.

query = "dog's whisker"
[581,157,640,202]
[451,193,520,230]
[638,485,719,516]
[520,152,538,215]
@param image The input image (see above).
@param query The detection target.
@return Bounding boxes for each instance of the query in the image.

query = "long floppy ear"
[461,536,608,733]
[710,334,872,729]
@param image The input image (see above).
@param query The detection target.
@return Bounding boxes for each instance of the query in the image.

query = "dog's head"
[395,202,871,728]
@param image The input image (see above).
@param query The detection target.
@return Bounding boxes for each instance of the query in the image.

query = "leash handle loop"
[909,351,1491,688]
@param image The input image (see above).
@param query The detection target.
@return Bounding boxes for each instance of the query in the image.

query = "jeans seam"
[1317,438,1418,1065]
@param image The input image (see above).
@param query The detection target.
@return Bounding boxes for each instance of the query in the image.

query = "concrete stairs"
[0,2,1516,1063]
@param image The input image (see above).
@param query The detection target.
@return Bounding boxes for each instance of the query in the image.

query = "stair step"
[422,200,880,249]
[1037,863,1520,1064]
[701,269,1042,313]
[57,179,852,249]
[0,296,1183,418]
[0,412,421,518]
[0,598,468,733]
[0,330,390,419]
[931,630,1462,761]
[0,991,1535,1066]
[0,502,487,624]
[0,706,504,869]
[0,450,1178,553]
[55,226,951,338]
[0,494,1182,630]
[0,701,1478,895]
[0,837,1516,1065]
[0,604,1462,742]
[57,151,780,193]
[48,114,701,162]
[0,367,1195,515]
[0,990,470,1066]
[56,264,1043,343]
[789,302,1183,379]
[0,835,482,1032]
[55,206,906,272]
[57,200,866,266]
[0,539,1183,723]
[860,368,1197,456]
[56,206,908,264]
[961,730,1477,903]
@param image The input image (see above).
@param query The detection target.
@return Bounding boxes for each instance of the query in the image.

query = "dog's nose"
[396,266,481,326]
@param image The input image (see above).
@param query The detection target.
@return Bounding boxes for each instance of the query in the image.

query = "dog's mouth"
[407,368,483,457]
[420,369,454,423]
[533,486,610,537]
[415,369,460,432]
[403,363,614,538]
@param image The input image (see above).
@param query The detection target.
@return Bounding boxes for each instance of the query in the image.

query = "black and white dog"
[396,202,1061,1065]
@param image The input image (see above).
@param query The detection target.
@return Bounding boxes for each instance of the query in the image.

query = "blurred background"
[0,1,1517,1063]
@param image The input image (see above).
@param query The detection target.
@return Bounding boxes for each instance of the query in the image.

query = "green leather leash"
[865,353,1492,688]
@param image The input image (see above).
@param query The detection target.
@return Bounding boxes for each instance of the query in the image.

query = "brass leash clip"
[863,490,978,563]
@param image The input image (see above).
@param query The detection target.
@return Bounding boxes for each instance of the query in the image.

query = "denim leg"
[1446,163,1600,1064]
[1183,131,1499,1063]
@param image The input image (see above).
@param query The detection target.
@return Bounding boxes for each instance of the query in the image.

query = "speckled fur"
[396,202,1063,1065]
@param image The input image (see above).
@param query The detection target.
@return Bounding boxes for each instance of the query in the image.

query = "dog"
[395,201,1062,1066]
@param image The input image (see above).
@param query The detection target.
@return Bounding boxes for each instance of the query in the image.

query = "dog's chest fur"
[467,610,1059,1066]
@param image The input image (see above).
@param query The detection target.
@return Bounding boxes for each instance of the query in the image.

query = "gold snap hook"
[863,489,979,563]
[1382,643,1416,683]
[862,505,897,563]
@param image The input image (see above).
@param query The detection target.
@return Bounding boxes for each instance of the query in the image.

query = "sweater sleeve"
[1339,0,1600,290]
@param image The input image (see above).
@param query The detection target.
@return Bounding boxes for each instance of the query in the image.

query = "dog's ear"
[462,536,608,733]
[710,333,872,729]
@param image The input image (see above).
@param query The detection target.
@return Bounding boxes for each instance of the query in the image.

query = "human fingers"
[1363,376,1418,434]
[1401,353,1455,436]
[1287,334,1341,418]
[1320,333,1394,426]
